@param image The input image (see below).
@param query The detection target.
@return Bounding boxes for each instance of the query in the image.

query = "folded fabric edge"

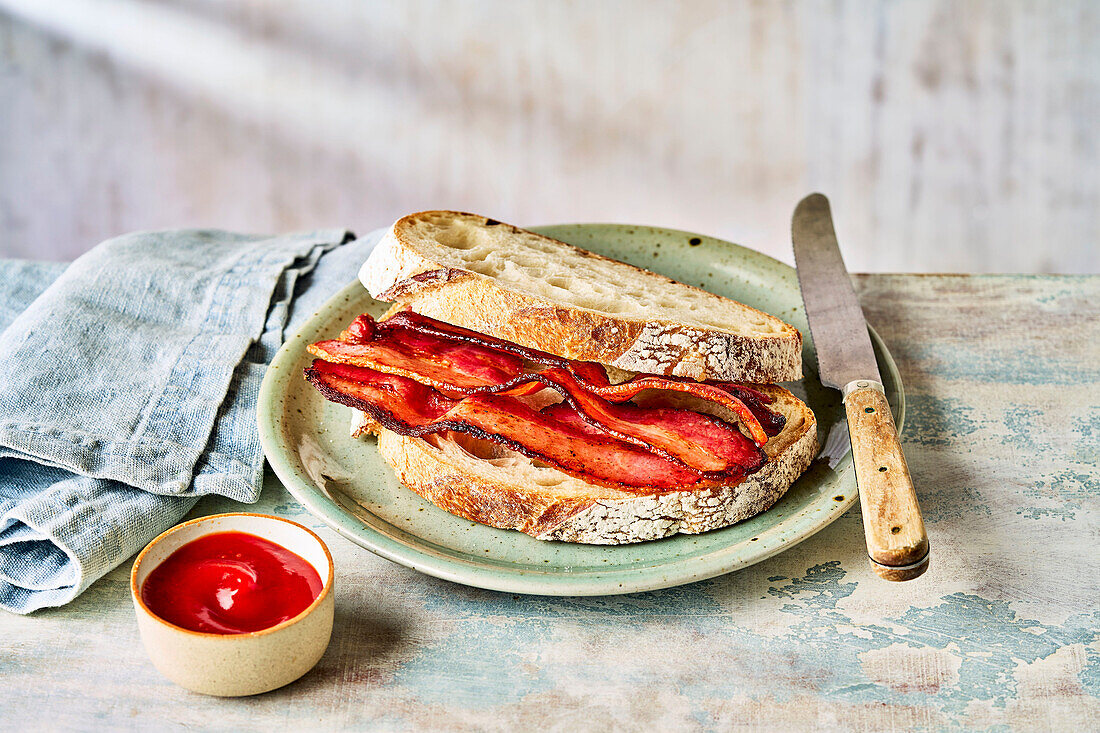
[125,233,350,490]
[0,482,199,615]
[0,423,253,497]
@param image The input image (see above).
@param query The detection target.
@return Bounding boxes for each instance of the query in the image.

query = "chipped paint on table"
[2,275,1098,731]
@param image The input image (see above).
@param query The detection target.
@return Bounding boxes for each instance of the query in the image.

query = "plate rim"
[257,223,904,596]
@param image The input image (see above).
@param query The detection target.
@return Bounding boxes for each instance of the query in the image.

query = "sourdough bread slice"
[359,212,802,383]
[351,385,817,544]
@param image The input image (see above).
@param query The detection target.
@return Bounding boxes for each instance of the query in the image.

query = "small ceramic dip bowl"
[131,513,334,697]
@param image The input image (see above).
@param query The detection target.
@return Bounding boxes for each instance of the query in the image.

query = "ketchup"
[141,531,323,635]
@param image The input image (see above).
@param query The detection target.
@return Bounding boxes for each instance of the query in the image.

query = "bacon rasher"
[311,312,782,445]
[305,312,784,490]
[305,360,718,491]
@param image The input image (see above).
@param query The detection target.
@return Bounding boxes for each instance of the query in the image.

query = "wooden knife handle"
[844,383,929,581]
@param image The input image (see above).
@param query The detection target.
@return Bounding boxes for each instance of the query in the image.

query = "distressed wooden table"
[3,275,1098,732]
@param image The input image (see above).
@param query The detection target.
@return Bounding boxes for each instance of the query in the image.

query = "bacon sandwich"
[303,212,817,544]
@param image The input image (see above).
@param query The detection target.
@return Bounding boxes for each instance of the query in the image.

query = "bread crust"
[360,213,803,383]
[367,385,818,544]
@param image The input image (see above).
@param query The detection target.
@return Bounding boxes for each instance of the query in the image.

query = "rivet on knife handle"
[843,380,929,581]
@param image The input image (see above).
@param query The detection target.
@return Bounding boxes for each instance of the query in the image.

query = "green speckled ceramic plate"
[257,224,903,596]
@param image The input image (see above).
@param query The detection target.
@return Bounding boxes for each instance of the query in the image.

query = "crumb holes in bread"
[546,276,570,290]
[436,228,481,250]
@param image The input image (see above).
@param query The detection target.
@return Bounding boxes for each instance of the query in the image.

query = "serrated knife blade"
[791,193,881,390]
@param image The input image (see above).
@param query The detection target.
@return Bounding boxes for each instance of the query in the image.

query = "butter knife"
[792,193,929,581]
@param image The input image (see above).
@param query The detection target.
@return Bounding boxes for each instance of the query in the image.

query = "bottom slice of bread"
[354,385,817,545]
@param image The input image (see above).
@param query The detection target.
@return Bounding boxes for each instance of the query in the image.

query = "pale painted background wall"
[1,0,1097,272]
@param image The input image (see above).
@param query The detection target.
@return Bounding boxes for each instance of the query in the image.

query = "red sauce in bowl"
[141,531,323,635]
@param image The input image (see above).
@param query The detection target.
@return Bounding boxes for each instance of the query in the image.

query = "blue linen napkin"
[0,228,382,614]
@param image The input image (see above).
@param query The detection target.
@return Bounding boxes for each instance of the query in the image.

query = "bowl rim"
[130,512,334,639]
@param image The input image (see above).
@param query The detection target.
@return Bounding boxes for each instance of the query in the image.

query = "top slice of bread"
[359,211,802,383]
